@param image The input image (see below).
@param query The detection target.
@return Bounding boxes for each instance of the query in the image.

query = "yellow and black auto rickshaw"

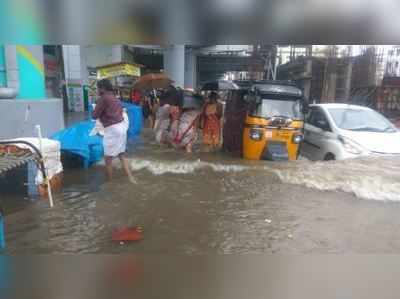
[223,80,308,161]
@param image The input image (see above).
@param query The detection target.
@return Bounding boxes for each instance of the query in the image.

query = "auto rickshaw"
[223,80,308,161]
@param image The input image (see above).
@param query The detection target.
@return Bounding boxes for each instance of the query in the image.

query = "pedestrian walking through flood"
[92,79,135,182]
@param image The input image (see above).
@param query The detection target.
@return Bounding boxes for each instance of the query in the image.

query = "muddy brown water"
[2,130,400,254]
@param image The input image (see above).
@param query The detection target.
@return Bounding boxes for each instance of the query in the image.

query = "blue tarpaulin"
[51,102,142,168]
[122,102,143,139]
[51,121,104,167]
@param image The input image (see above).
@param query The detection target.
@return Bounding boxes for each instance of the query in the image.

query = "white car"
[301,103,400,160]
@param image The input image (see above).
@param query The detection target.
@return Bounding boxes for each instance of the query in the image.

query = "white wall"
[0,99,64,139]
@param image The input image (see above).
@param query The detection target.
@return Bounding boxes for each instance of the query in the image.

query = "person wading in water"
[201,91,223,152]
[92,79,135,182]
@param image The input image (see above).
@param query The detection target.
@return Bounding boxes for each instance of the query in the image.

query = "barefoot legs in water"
[104,154,135,183]
[104,156,114,180]
[118,153,136,183]
[185,142,193,153]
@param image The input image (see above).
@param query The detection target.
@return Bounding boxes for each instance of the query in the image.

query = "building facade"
[0,45,64,139]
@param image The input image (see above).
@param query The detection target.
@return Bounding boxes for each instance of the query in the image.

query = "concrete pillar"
[62,45,88,112]
[164,45,185,88]
[303,59,313,100]
[80,47,89,86]
[328,73,337,102]
[15,45,46,99]
[344,60,353,101]
[63,45,82,81]
[184,48,197,89]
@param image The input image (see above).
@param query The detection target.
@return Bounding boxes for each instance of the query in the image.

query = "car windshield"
[328,108,397,133]
[256,99,302,120]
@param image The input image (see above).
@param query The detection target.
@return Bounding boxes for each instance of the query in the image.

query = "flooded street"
[2,130,400,254]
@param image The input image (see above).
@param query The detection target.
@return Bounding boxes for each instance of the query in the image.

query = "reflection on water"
[2,132,400,254]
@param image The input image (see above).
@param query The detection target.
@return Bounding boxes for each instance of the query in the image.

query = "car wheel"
[324,153,335,161]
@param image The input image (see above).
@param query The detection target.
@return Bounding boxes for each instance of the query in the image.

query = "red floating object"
[112,226,144,242]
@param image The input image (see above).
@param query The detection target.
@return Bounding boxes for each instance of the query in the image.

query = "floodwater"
[2,130,400,254]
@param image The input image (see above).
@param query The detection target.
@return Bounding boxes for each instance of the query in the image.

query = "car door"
[303,107,332,160]
[301,108,316,159]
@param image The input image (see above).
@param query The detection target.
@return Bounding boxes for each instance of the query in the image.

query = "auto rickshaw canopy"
[234,80,303,97]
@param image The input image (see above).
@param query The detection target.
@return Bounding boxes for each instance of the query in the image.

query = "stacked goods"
[8,138,63,197]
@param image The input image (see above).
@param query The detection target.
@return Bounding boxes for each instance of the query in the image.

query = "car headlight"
[249,129,263,141]
[292,134,303,144]
[338,136,363,155]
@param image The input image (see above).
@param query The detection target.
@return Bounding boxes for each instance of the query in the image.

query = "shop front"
[96,62,142,102]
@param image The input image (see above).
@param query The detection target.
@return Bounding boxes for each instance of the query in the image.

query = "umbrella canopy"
[201,80,239,91]
[133,73,174,91]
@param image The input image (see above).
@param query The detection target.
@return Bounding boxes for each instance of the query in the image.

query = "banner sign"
[97,63,141,79]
